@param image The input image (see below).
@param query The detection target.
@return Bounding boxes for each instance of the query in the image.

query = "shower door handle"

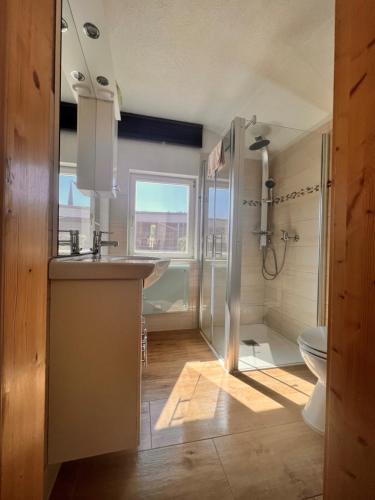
[205,234,214,258]
[214,233,223,257]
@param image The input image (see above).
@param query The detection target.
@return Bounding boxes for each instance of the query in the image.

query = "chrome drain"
[242,339,259,347]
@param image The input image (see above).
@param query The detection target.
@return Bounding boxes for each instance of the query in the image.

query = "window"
[210,185,230,257]
[58,164,93,254]
[129,172,197,259]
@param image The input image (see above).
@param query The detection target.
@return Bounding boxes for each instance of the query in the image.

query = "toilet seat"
[299,341,327,359]
[298,326,327,357]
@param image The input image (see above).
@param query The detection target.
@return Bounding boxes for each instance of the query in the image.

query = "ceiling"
[62,0,335,135]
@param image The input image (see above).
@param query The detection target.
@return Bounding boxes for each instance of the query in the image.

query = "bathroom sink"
[49,255,170,288]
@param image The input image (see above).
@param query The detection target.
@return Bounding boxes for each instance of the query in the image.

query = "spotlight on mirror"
[96,76,109,86]
[83,22,100,39]
[61,18,68,32]
[71,70,85,82]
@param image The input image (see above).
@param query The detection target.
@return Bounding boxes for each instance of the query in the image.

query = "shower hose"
[261,239,288,280]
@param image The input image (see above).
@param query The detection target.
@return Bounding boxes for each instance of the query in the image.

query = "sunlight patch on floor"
[154,362,221,430]
[154,360,312,430]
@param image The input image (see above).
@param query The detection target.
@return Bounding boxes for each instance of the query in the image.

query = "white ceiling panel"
[63,0,335,134]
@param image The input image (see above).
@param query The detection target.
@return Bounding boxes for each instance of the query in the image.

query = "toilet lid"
[298,326,327,354]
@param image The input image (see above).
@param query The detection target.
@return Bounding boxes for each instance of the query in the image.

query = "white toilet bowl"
[297,326,327,434]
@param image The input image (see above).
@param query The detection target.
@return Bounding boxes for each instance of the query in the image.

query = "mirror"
[58,0,120,255]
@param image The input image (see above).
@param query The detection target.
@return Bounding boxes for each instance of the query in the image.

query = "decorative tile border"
[243,183,321,207]
[243,199,262,207]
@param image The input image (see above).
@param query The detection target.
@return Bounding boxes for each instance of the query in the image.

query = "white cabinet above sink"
[76,96,118,197]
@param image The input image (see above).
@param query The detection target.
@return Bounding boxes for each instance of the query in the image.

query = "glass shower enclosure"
[200,117,330,372]
[200,117,245,371]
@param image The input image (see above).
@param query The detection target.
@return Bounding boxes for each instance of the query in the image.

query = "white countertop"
[49,255,170,287]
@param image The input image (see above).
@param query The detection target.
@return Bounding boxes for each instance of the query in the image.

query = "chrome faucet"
[280,229,300,242]
[92,230,119,257]
[58,230,80,255]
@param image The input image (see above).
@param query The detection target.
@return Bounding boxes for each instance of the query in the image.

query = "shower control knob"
[281,229,289,241]
[280,229,299,242]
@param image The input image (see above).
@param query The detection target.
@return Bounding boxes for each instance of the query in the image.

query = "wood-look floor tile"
[139,402,152,451]
[255,365,317,396]
[149,367,309,448]
[52,330,321,499]
[234,370,313,407]
[142,330,218,402]
[142,362,202,402]
[60,440,234,500]
[214,421,324,500]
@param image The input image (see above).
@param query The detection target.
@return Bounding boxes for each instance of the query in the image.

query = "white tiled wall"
[240,158,264,324]
[262,126,330,343]
[238,125,330,344]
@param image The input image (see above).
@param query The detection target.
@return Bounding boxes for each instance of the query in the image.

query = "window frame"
[58,162,95,254]
[128,170,198,260]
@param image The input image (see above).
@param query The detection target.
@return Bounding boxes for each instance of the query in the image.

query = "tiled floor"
[51,330,324,500]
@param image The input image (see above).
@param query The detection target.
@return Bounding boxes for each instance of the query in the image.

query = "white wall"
[109,129,218,253]
[60,128,219,252]
[59,127,220,332]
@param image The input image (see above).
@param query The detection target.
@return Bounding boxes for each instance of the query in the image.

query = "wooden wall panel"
[0,1,55,499]
[325,0,375,498]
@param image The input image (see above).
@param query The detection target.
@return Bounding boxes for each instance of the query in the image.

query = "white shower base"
[238,323,303,372]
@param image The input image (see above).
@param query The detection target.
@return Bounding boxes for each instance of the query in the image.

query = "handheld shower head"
[265,178,275,189]
[249,136,270,151]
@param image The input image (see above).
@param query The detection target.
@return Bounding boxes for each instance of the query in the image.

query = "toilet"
[297,326,327,434]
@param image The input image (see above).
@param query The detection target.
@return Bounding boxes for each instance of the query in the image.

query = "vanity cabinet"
[48,276,143,464]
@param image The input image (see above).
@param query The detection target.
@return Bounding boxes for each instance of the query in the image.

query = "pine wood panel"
[0,0,55,498]
[325,1,375,498]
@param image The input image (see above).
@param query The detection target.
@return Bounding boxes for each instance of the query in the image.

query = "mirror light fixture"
[71,70,85,82]
[83,22,100,39]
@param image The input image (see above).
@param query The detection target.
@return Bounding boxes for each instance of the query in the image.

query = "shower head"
[249,136,270,151]
[265,178,275,189]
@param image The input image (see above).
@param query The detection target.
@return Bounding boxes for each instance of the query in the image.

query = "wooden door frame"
[0,1,58,498]
[1,0,375,498]
[324,0,375,498]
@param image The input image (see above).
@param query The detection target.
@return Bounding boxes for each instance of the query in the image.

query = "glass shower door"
[211,164,230,359]
[199,117,245,369]
[199,158,230,355]
[200,162,215,343]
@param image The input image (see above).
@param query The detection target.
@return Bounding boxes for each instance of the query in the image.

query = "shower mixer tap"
[280,229,299,242]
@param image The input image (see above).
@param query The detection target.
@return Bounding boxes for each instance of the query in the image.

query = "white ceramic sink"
[49,255,170,288]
